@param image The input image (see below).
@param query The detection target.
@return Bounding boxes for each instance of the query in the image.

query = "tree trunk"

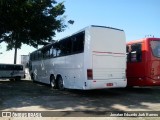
[14,47,17,64]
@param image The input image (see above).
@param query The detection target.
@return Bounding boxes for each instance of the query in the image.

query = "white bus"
[29,25,127,90]
[0,64,25,81]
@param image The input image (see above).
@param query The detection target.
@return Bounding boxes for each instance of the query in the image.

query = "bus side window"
[50,47,54,58]
[34,51,38,60]
[42,46,51,59]
[65,37,72,54]
[1,65,6,70]
[127,43,142,62]
[53,48,57,57]
[52,43,57,57]
[126,45,131,62]
[72,32,85,54]
[136,44,142,61]
[60,40,67,56]
[56,43,61,57]
[132,44,142,62]
[38,50,42,60]
[30,53,34,61]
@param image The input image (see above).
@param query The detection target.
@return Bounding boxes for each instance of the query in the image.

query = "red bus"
[126,37,160,86]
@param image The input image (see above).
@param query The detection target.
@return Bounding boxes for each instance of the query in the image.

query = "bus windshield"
[150,40,160,58]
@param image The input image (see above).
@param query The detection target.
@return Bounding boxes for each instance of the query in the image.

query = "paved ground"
[0,79,160,120]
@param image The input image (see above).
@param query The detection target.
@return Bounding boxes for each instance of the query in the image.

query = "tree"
[0,0,71,64]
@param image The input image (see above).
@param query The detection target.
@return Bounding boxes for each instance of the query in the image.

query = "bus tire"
[9,79,15,81]
[126,86,133,89]
[15,76,21,81]
[50,75,57,89]
[31,73,35,83]
[57,76,64,90]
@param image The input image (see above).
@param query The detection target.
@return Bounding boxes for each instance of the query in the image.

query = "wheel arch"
[50,74,56,81]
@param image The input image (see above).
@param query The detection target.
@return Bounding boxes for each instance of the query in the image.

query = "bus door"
[39,59,45,81]
[127,43,145,85]
[40,47,52,84]
[40,56,51,84]
[35,50,46,82]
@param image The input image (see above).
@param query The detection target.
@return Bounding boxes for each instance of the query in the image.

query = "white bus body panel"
[31,54,84,89]
[0,64,25,79]
[83,26,126,89]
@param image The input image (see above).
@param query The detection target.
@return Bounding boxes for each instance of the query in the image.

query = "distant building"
[21,55,29,68]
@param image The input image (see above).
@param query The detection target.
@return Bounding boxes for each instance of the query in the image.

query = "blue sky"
[0,0,160,63]
[56,0,160,40]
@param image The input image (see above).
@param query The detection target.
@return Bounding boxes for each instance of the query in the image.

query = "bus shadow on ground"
[0,79,160,115]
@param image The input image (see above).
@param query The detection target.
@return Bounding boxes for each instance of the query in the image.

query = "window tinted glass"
[51,44,57,57]
[0,65,23,70]
[0,65,6,70]
[72,32,85,53]
[30,31,85,60]
[65,37,72,54]
[14,65,23,70]
[127,43,142,62]
[41,46,52,59]
[150,40,160,58]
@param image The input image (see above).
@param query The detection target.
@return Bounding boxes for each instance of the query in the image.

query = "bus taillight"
[87,69,93,80]
[151,68,154,75]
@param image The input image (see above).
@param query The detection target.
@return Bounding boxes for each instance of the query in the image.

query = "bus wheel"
[50,75,57,89]
[126,86,133,89]
[9,79,15,81]
[31,73,35,83]
[15,76,21,81]
[57,76,64,90]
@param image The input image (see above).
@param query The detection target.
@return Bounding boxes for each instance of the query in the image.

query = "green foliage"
[0,0,68,50]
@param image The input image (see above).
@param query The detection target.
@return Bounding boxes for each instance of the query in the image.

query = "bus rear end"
[84,26,127,89]
[147,38,160,86]
[12,64,26,80]
[0,64,25,81]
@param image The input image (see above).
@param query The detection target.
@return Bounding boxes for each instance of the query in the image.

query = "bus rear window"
[150,41,160,58]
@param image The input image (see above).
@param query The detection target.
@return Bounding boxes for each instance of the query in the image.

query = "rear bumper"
[83,79,127,90]
[127,77,160,86]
